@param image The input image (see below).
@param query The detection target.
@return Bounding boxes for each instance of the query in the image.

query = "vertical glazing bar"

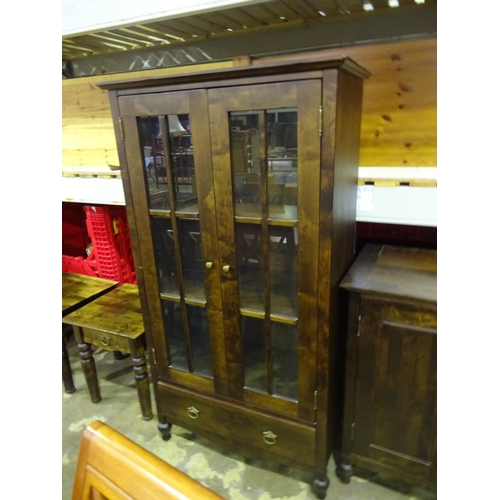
[159,115,194,373]
[258,111,273,395]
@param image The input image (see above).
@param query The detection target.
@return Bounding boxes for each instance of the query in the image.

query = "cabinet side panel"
[329,70,364,455]
[315,68,337,470]
[354,298,437,481]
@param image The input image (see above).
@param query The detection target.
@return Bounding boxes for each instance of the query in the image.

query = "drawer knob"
[205,262,213,269]
[222,264,230,273]
[100,336,110,347]
[262,430,277,445]
[187,406,200,419]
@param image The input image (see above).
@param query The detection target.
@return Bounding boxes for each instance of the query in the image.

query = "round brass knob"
[222,265,230,273]
[205,262,213,269]
[187,406,200,419]
[100,336,110,347]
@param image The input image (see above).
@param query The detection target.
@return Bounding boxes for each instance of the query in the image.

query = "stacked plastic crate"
[83,205,137,285]
[62,203,136,285]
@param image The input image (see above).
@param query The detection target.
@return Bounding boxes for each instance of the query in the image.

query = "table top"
[62,283,145,339]
[62,273,119,317]
[340,244,437,304]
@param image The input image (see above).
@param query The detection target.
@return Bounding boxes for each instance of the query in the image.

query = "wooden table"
[62,273,119,394]
[62,283,153,421]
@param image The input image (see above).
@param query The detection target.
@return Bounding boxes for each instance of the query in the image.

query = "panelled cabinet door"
[208,80,322,422]
[119,91,228,395]
[353,298,437,482]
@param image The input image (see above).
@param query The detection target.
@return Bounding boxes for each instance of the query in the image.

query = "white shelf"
[62,167,437,226]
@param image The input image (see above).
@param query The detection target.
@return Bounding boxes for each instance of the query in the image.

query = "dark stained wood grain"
[340,244,437,303]
[188,90,228,396]
[64,284,153,420]
[295,79,322,423]
[63,284,144,338]
[97,55,369,92]
[157,381,316,467]
[108,88,167,428]
[338,244,437,493]
[62,273,118,316]
[100,56,369,498]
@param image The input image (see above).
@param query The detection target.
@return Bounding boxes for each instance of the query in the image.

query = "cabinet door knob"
[205,262,213,269]
[222,265,230,273]
[262,431,277,445]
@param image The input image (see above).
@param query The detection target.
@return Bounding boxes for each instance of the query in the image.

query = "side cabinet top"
[96,53,370,94]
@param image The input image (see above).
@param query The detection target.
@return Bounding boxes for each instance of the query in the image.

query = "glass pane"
[272,322,298,401]
[187,305,213,378]
[267,109,298,218]
[235,224,264,313]
[178,220,206,302]
[167,114,198,214]
[161,300,189,371]
[241,316,267,393]
[151,217,179,296]
[269,226,298,318]
[230,111,262,218]
[137,116,170,210]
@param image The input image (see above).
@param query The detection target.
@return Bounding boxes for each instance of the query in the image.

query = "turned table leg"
[130,338,153,420]
[62,330,76,394]
[73,326,101,403]
[311,473,329,499]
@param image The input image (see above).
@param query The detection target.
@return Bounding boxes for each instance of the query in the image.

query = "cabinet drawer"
[82,327,131,352]
[158,382,316,467]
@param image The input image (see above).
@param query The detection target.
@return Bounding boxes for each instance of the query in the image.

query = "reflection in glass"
[241,316,267,393]
[271,322,298,401]
[178,220,206,302]
[267,109,298,217]
[269,226,298,317]
[235,224,264,312]
[187,305,213,378]
[137,115,197,212]
[229,109,297,220]
[230,111,261,218]
[151,217,178,296]
[162,300,188,371]
[138,116,170,210]
[167,114,198,214]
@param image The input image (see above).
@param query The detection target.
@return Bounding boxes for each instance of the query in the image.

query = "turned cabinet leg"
[336,455,354,484]
[311,473,329,499]
[130,339,153,421]
[74,326,101,403]
[158,414,172,441]
[62,332,76,394]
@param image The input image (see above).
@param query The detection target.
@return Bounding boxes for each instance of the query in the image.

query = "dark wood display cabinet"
[337,244,437,495]
[97,52,369,498]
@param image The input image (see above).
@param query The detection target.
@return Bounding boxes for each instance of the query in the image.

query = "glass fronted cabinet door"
[119,91,228,395]
[208,80,322,422]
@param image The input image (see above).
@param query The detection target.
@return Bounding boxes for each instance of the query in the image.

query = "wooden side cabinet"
[97,52,370,499]
[337,244,437,494]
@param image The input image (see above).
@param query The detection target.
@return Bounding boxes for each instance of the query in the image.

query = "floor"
[62,335,435,500]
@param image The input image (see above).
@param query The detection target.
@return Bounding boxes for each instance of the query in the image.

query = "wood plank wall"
[62,37,436,169]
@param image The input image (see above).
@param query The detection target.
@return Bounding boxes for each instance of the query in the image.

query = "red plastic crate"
[83,205,137,285]
[62,202,91,257]
[62,255,97,277]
